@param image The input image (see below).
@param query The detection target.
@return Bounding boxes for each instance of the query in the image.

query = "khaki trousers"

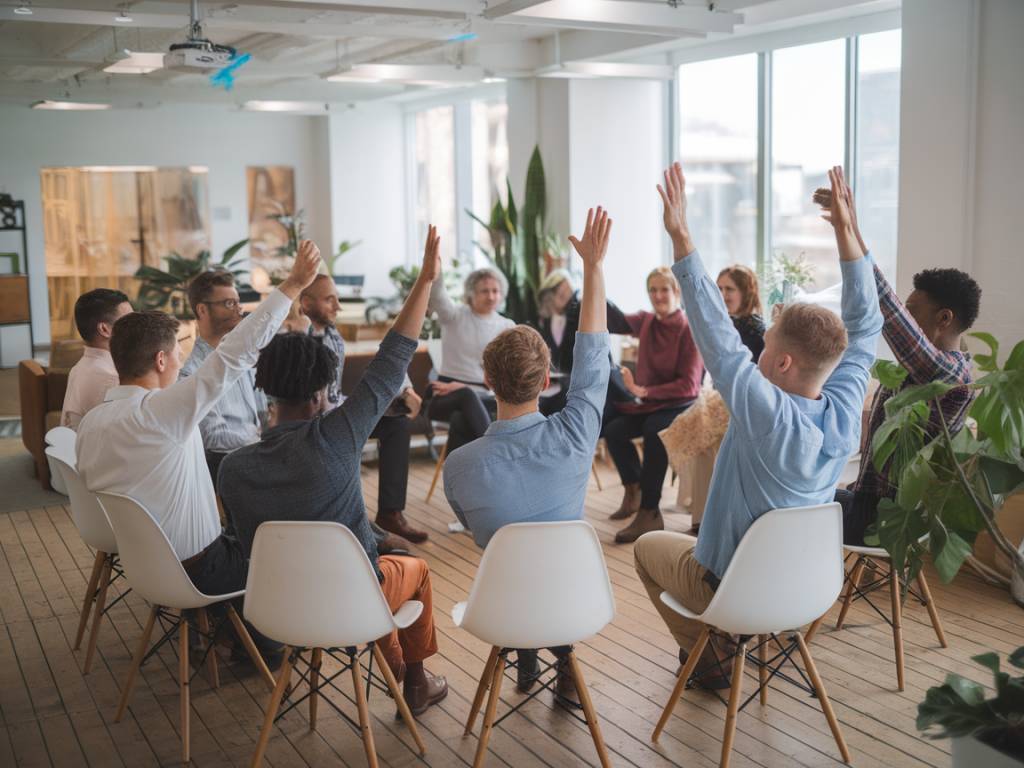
[634,531,717,652]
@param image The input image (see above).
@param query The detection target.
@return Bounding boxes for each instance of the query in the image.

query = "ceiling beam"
[491,0,742,37]
[481,0,550,19]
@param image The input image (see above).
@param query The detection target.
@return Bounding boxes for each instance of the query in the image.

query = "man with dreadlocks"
[218,227,448,717]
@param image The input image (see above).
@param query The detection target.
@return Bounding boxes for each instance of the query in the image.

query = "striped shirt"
[852,265,974,499]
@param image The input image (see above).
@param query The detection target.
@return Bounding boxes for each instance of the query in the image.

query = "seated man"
[179,270,266,484]
[219,229,447,716]
[633,163,882,686]
[443,207,613,704]
[302,274,428,543]
[76,241,322,658]
[814,176,980,544]
[61,288,133,429]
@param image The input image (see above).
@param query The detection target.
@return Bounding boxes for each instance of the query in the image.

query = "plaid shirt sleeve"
[874,264,972,386]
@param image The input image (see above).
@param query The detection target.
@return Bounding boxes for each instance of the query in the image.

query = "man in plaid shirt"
[816,178,982,544]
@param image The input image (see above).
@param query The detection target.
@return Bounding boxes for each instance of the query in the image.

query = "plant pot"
[952,735,1023,767]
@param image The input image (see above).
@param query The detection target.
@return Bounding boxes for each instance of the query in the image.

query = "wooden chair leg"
[372,644,426,756]
[591,459,603,492]
[250,647,294,768]
[115,605,158,722]
[74,550,105,650]
[196,608,219,689]
[653,626,710,742]
[350,650,379,768]
[472,651,506,768]
[309,648,322,732]
[465,646,500,737]
[795,632,851,763]
[835,556,867,630]
[757,635,768,705]
[567,651,612,768]
[179,615,191,765]
[890,569,905,691]
[916,572,948,648]
[426,442,448,503]
[804,614,826,643]
[227,605,277,692]
[83,554,113,674]
[719,639,747,768]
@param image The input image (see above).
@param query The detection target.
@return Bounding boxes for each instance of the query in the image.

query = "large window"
[413,106,456,263]
[677,29,902,301]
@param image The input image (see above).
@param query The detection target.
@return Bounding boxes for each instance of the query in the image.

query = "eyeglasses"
[200,298,241,310]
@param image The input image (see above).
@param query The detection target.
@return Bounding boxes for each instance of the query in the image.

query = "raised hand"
[280,239,323,298]
[419,225,441,284]
[657,162,694,259]
[568,206,613,267]
[814,168,867,254]
[826,166,854,232]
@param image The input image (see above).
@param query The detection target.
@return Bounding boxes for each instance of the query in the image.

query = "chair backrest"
[46,450,117,554]
[45,425,76,452]
[95,492,218,610]
[700,503,844,635]
[459,521,615,649]
[244,521,401,649]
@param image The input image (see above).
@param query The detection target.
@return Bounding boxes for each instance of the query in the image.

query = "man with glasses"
[180,270,266,484]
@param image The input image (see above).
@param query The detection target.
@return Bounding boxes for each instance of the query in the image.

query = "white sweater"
[429,279,514,384]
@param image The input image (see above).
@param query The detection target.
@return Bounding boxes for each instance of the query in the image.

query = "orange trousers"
[377,555,439,675]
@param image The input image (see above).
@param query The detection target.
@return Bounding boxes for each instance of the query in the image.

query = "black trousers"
[604,405,690,509]
[205,449,228,488]
[182,534,279,653]
[834,488,882,546]
[370,414,411,512]
[427,381,496,453]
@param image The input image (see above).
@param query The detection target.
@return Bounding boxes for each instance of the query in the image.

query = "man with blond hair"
[633,163,883,688]
[443,206,613,704]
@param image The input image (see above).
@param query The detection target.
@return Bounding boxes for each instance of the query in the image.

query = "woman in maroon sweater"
[607,266,704,543]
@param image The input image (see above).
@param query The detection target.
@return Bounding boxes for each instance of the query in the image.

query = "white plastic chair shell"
[46,450,118,554]
[661,503,843,636]
[243,521,423,650]
[96,492,238,611]
[452,520,615,650]
[44,425,75,495]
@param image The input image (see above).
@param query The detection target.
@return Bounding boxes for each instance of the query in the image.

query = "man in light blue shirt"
[634,163,882,685]
[443,206,613,703]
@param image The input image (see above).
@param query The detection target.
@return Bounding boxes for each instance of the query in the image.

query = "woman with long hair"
[716,264,765,361]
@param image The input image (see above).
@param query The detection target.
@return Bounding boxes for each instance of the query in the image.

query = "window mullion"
[453,102,474,266]
[756,50,772,279]
[845,35,859,192]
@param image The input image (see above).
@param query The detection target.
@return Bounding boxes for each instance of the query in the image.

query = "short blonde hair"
[774,303,848,372]
[483,325,551,405]
[647,266,681,295]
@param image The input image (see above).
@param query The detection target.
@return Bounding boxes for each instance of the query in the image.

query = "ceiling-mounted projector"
[163,0,237,72]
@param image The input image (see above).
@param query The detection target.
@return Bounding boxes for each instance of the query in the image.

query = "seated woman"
[427,266,514,452]
[606,266,704,544]
[716,264,766,361]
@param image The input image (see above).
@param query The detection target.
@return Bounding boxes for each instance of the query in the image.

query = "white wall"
[0,104,331,346]
[898,0,1024,349]
[327,104,408,299]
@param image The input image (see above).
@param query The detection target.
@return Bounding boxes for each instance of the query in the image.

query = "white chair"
[44,425,75,495]
[805,539,947,691]
[652,504,851,768]
[244,521,427,768]
[47,449,127,674]
[452,521,615,768]
[95,492,276,765]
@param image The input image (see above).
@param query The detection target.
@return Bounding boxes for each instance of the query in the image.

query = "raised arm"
[568,207,611,334]
[659,162,785,436]
[427,252,460,323]
[148,240,321,439]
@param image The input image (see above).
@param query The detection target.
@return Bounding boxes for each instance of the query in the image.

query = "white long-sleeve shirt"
[428,279,513,384]
[76,289,292,560]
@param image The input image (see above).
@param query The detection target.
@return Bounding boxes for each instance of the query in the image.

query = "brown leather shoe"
[609,482,641,521]
[377,532,412,556]
[403,670,448,716]
[553,657,582,710]
[615,507,664,543]
[376,510,429,544]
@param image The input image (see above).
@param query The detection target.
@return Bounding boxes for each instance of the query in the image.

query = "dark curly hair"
[256,332,338,403]
[912,268,981,331]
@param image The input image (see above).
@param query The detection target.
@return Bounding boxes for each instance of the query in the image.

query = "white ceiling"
[0,0,897,108]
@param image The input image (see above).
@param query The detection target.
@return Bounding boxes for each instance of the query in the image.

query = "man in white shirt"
[61,289,133,429]
[76,241,321,605]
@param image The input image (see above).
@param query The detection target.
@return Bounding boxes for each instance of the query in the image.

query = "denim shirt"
[443,331,611,548]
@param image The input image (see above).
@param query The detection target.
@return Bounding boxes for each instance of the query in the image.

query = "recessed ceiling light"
[14,3,32,14]
[115,8,132,22]
[104,51,164,74]
[31,100,112,110]
[242,100,328,113]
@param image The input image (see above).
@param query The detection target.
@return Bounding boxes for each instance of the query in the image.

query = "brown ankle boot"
[615,507,664,543]
[609,482,641,521]
[376,509,428,544]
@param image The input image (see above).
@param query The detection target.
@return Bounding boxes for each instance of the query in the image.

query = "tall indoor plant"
[134,238,250,318]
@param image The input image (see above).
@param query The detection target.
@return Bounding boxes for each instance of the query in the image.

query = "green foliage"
[323,239,362,277]
[762,250,815,307]
[917,645,1024,759]
[134,238,250,318]
[868,338,1024,590]
[466,145,549,325]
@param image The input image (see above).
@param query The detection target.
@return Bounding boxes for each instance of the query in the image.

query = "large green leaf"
[928,519,973,583]
[884,380,954,417]
[872,400,929,478]
[967,331,1000,372]
[970,369,1024,454]
[220,238,249,264]
[1005,340,1024,371]
[872,359,909,390]
[917,681,993,738]
[875,498,928,576]
[979,454,1024,497]
[897,451,937,510]
[921,478,986,537]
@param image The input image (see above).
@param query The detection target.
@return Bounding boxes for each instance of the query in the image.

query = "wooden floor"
[1,454,1019,768]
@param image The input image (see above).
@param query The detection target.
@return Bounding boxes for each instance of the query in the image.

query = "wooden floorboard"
[1,454,1016,767]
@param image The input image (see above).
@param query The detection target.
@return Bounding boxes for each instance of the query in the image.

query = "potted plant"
[917,646,1024,766]
[134,238,250,318]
